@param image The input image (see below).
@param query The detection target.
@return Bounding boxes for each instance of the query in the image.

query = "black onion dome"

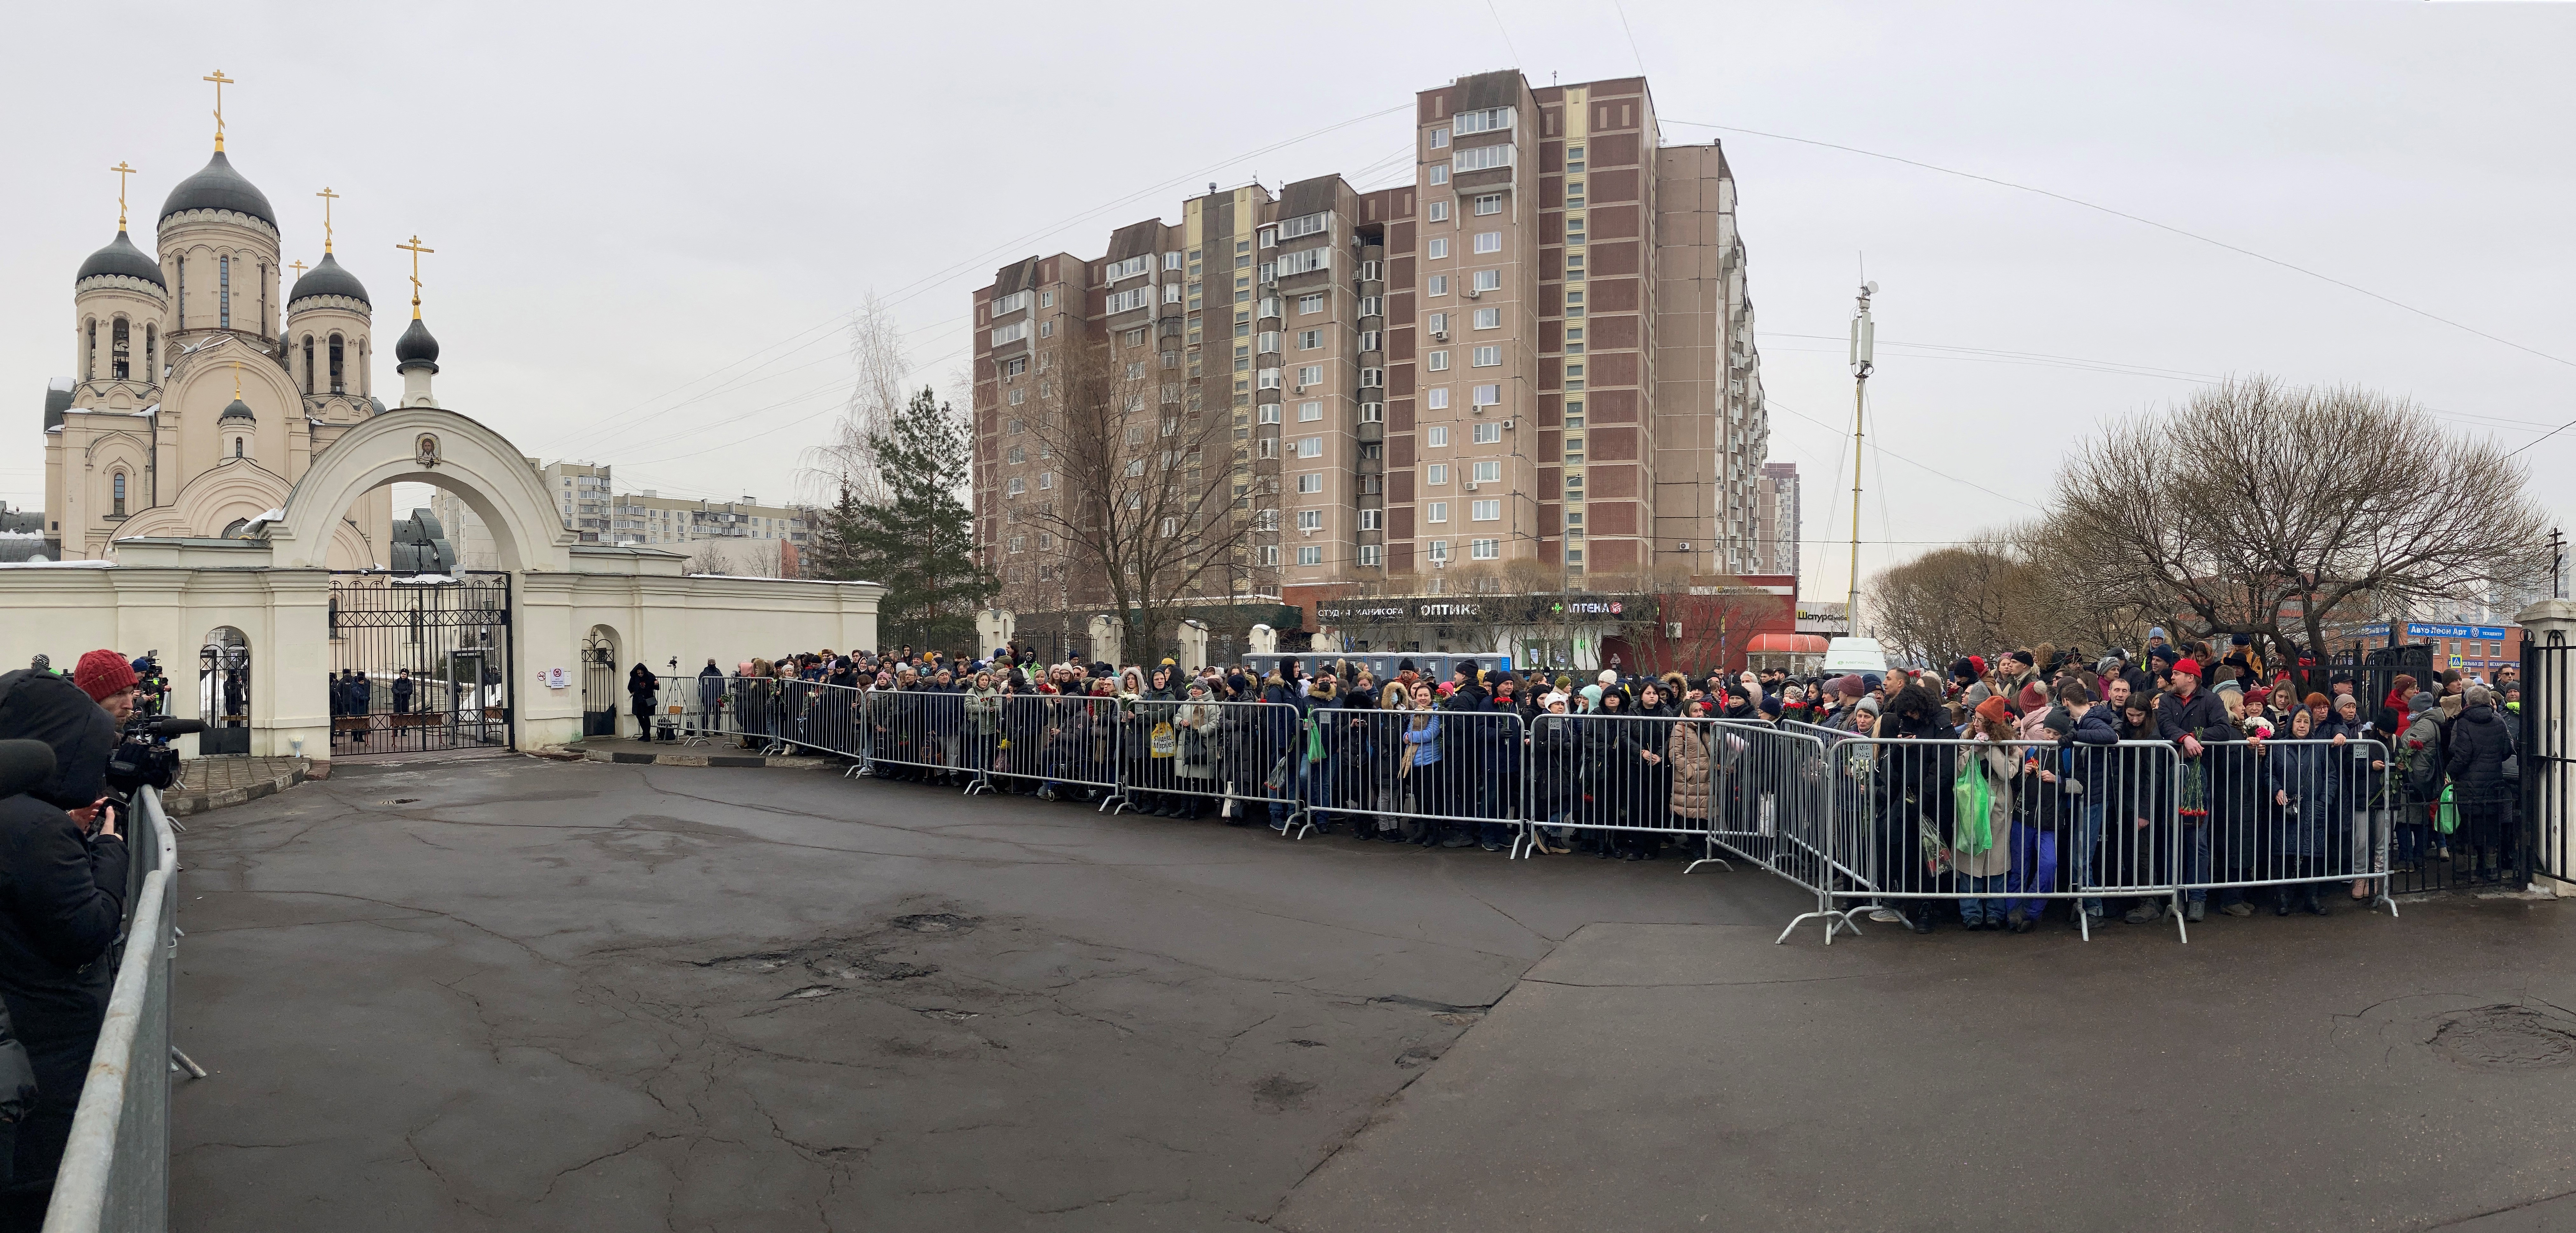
[394,316,439,366]
[158,151,275,227]
[219,396,255,423]
[76,231,165,287]
[287,252,369,306]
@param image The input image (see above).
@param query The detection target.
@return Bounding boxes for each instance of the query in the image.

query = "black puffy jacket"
[0,670,131,1167]
[2445,703,2517,804]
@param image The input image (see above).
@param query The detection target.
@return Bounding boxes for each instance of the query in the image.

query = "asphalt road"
[169,757,2576,1231]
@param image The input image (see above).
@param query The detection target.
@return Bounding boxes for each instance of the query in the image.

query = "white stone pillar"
[1176,619,1208,675]
[1247,623,1278,656]
[2514,600,2575,893]
[977,608,1016,661]
[1087,614,1122,669]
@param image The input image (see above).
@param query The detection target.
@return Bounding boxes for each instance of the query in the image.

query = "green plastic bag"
[1952,759,1994,855]
[1305,718,1325,764]
[2435,784,2459,836]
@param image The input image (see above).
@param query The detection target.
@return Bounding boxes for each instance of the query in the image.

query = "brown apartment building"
[971,70,1768,626]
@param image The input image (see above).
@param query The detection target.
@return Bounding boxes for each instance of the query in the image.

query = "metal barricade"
[46,784,179,1233]
[1115,697,1304,824]
[1309,706,1526,847]
[2180,735,2398,918]
[1807,737,2188,942]
[1520,712,1709,860]
[852,688,978,785]
[983,694,1124,808]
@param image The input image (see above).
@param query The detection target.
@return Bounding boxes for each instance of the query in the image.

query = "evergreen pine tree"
[839,387,994,653]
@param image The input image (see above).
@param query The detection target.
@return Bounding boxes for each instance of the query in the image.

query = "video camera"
[104,715,205,798]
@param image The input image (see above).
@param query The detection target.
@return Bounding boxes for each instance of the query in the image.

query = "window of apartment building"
[1565,178,1586,206]
[1359,544,1382,566]
[1427,501,1450,523]
[1428,540,1451,562]
[1276,248,1330,276]
[1473,231,1502,254]
[1162,349,1180,369]
[1296,364,1323,387]
[1296,508,1323,530]
[1165,283,1183,304]
[1428,127,1451,150]
[1427,238,1449,261]
[990,320,1031,348]
[1565,363,1585,389]
[1563,471,1583,499]
[1008,388,1027,406]
[1039,289,1056,307]
[1473,269,1502,292]
[1426,425,1450,447]
[1298,400,1323,422]
[1359,509,1383,531]
[1295,436,1323,458]
[1565,215,1586,245]
[1297,329,1323,350]
[1563,511,1584,537]
[1454,106,1513,135]
[1565,254,1586,282]
[1426,387,1450,410]
[1471,345,1501,367]
[1259,545,1282,566]
[1359,329,1381,352]
[1256,331,1280,354]
[1453,144,1514,173]
[1472,307,1502,330]
[1295,474,1324,497]
[1472,462,1501,485]
[1564,326,1585,353]
[1164,251,1184,271]
[1472,384,1501,407]
[1470,538,1499,559]
[1006,477,1026,496]
[1260,295,1281,320]
[1006,446,1026,465]
[1427,464,1449,486]
[1257,368,1281,389]
[1430,164,1450,185]
[1426,311,1450,335]
[1124,459,1146,477]
[1254,509,1280,531]
[1007,535,1027,554]
[1474,194,1502,216]
[1564,289,1585,317]
[1426,350,1450,372]
[1258,403,1281,424]
[1473,422,1501,444]
[1039,471,1054,489]
[1256,437,1279,459]
[1428,274,1449,297]
[1106,287,1151,314]
[1358,401,1385,422]
[1428,200,1451,223]
[1037,320,1054,338]
[1106,255,1150,282]
[1565,143,1586,171]
[1298,293,1326,314]
[1288,545,1318,566]
[1564,434,1584,463]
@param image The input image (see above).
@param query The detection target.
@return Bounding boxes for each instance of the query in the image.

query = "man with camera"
[0,651,138,1223]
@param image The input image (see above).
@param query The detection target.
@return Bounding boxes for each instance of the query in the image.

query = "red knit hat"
[73,649,137,703]
[1974,696,2015,727]
[1967,655,1988,677]
[2170,658,2202,678]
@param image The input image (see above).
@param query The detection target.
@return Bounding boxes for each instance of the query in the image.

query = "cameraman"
[0,655,131,1223]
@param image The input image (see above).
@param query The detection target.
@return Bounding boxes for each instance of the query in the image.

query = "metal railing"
[45,783,179,1233]
[677,675,2417,947]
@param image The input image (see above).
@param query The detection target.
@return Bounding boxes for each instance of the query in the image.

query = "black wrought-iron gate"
[581,632,619,737]
[328,570,514,755]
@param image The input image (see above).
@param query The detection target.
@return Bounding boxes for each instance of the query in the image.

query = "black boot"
[2273,887,2294,917]
[2304,885,2330,916]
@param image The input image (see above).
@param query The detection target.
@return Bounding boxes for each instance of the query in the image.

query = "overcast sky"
[8,0,2573,602]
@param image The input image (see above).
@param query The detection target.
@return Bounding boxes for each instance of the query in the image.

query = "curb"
[165,761,309,817]
[558,745,834,770]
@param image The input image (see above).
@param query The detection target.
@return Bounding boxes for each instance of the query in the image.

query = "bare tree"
[684,540,733,577]
[799,293,910,506]
[2045,377,2552,679]
[1018,339,1260,664]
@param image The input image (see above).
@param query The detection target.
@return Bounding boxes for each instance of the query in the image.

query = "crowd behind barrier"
[596,635,2533,944]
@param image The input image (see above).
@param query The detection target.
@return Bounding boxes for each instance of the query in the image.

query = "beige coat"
[1668,723,1712,819]
[1950,742,2018,878]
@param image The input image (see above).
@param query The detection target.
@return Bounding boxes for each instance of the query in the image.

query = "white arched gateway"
[0,402,881,761]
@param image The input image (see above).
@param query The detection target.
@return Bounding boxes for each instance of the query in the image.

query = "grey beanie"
[2409,691,2435,714]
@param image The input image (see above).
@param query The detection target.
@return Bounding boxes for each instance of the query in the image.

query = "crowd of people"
[662,629,2526,934]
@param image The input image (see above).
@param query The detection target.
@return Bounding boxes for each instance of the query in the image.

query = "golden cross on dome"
[315,187,340,253]
[289,259,308,279]
[203,70,235,151]
[109,162,136,228]
[396,235,434,318]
